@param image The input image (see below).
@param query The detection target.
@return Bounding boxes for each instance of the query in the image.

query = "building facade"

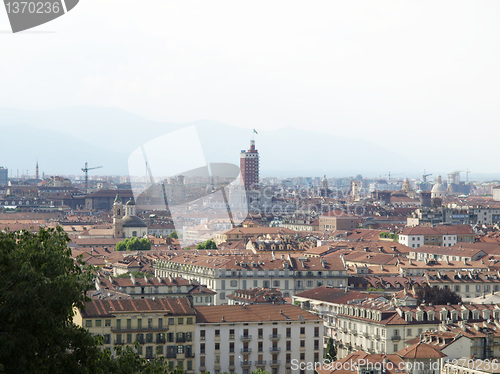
[240,139,259,190]
[399,225,475,248]
[154,253,348,304]
[74,297,197,372]
[194,304,323,374]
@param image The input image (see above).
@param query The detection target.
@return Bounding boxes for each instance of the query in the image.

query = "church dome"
[431,175,446,198]
[121,215,148,228]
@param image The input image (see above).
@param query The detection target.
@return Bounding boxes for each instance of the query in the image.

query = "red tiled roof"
[80,297,196,318]
[194,304,321,323]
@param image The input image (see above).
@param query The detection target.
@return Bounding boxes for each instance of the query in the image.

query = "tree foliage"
[116,237,151,251]
[0,227,101,373]
[324,337,337,363]
[0,227,184,374]
[415,285,462,305]
[115,271,153,279]
[168,231,178,239]
[195,239,217,250]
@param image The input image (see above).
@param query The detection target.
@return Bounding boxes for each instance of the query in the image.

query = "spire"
[114,193,122,204]
[35,161,39,180]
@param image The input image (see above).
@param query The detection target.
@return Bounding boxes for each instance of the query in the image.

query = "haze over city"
[4,1,500,374]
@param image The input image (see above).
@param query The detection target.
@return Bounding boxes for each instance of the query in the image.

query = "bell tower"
[113,193,124,238]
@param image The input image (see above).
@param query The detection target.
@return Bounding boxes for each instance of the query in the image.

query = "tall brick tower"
[240,139,259,189]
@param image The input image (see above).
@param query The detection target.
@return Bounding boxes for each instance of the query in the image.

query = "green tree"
[0,227,103,373]
[0,227,186,373]
[324,337,337,363]
[168,231,178,239]
[115,237,151,251]
[251,370,271,374]
[415,285,462,305]
[196,239,217,250]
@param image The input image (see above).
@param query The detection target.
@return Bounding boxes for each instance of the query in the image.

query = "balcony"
[176,337,186,343]
[111,327,169,333]
[240,335,252,341]
[166,352,177,359]
[240,361,252,368]
[240,348,252,353]
[255,360,267,366]
[391,336,401,341]
[270,334,281,341]
[270,346,281,353]
[114,340,125,345]
[270,360,281,367]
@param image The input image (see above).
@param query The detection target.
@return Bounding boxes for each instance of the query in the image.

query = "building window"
[178,318,184,325]
[200,330,205,340]
[187,317,193,325]
[215,343,220,351]
[286,328,291,338]
[314,326,319,337]
[105,319,111,327]
[85,320,92,328]
[95,320,101,327]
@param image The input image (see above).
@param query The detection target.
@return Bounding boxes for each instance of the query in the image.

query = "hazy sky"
[1,1,500,173]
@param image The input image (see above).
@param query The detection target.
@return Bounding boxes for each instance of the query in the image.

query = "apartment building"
[94,274,216,305]
[319,210,361,232]
[424,270,500,300]
[74,297,196,372]
[408,206,500,226]
[294,289,500,360]
[194,304,323,374]
[214,227,297,245]
[408,245,487,263]
[154,252,347,304]
[399,225,475,248]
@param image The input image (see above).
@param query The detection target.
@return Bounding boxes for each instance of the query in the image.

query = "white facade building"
[154,253,348,305]
[194,304,323,374]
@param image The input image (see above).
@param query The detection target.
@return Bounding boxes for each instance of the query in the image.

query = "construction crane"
[385,172,404,181]
[81,162,103,193]
[422,172,432,183]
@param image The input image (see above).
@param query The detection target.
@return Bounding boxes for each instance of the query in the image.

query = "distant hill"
[0,106,417,177]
